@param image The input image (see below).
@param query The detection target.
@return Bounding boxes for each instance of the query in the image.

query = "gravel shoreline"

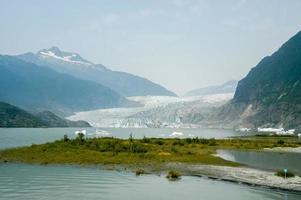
[163,163,301,193]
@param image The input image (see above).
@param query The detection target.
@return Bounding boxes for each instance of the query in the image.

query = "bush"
[208,138,217,146]
[166,170,181,181]
[76,133,85,145]
[129,133,134,142]
[63,134,69,142]
[275,170,295,178]
[129,142,148,154]
[185,138,192,144]
[153,139,164,145]
[277,140,285,145]
[172,139,184,146]
[135,168,145,176]
[199,138,210,145]
[141,136,151,143]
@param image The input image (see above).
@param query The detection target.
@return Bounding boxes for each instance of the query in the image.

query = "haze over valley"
[1,1,301,200]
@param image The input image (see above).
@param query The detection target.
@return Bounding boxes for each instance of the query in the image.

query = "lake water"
[1,128,301,199]
[0,163,300,200]
[0,127,241,149]
[217,150,301,175]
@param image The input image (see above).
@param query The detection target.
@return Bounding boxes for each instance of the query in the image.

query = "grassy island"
[0,134,300,167]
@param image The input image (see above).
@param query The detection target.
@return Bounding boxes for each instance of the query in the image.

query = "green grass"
[0,134,300,167]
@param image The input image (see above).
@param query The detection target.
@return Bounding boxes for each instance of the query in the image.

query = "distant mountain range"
[0,102,90,127]
[0,55,134,116]
[18,47,176,97]
[215,31,301,130]
[185,80,237,96]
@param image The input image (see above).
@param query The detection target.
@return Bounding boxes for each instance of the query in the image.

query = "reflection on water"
[0,128,240,149]
[217,150,301,175]
[0,163,300,200]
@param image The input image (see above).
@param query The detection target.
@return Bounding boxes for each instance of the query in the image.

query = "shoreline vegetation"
[1,134,301,192]
[0,134,300,166]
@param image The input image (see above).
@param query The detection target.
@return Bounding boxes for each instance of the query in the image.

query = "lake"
[0,127,241,149]
[1,128,300,200]
[0,163,300,200]
[217,149,301,175]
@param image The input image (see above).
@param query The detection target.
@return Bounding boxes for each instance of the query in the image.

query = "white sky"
[1,0,301,95]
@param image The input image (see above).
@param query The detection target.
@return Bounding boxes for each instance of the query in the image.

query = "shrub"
[275,170,295,178]
[199,138,210,145]
[166,170,181,181]
[154,139,164,145]
[171,146,178,153]
[141,136,151,143]
[172,139,184,146]
[135,168,145,176]
[208,138,217,146]
[277,140,285,145]
[129,142,148,153]
[185,138,192,144]
[76,133,85,145]
[129,133,134,142]
[63,134,69,142]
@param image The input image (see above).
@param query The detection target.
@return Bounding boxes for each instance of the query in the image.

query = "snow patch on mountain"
[39,50,92,65]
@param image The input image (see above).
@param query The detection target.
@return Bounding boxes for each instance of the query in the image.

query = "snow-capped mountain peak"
[38,47,93,65]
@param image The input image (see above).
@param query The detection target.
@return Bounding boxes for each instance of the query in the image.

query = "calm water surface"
[217,150,301,175]
[1,128,300,199]
[0,127,240,149]
[0,163,300,200]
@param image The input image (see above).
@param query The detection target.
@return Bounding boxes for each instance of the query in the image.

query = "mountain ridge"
[0,55,134,116]
[185,80,237,96]
[0,102,90,127]
[18,47,177,97]
[217,31,301,130]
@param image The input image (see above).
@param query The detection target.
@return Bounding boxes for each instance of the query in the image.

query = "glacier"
[67,93,234,128]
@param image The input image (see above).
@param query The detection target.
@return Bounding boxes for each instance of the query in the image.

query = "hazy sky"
[1,0,301,95]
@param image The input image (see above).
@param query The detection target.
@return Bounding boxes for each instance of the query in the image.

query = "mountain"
[18,47,176,97]
[36,111,90,127]
[0,55,134,116]
[185,80,238,96]
[217,31,301,130]
[0,102,46,127]
[0,102,90,128]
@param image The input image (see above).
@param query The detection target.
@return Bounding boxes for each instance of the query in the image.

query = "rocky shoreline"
[95,162,301,193]
[161,163,301,193]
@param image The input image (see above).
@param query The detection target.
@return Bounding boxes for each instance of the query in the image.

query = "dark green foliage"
[0,102,90,128]
[36,111,90,127]
[129,134,134,142]
[141,136,151,143]
[172,139,184,146]
[153,139,164,145]
[63,134,69,142]
[208,138,217,146]
[275,170,295,178]
[277,140,285,145]
[135,168,145,176]
[166,170,181,180]
[76,133,86,145]
[0,102,46,127]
